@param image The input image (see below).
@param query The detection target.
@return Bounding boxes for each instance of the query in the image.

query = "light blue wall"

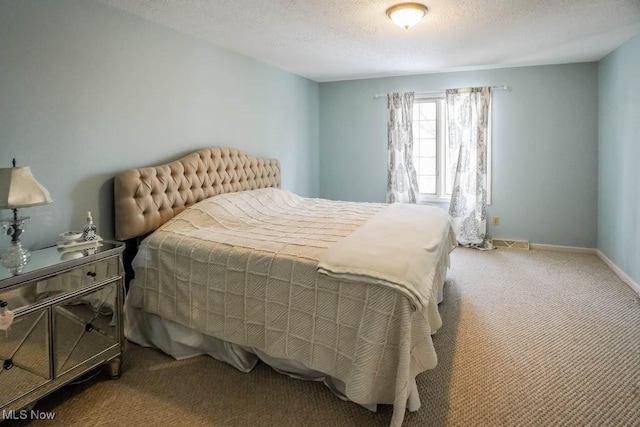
[598,34,640,286]
[0,0,319,252]
[319,64,599,247]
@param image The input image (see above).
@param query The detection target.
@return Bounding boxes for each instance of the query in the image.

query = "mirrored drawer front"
[0,257,120,313]
[34,257,120,306]
[0,310,51,407]
[54,281,118,376]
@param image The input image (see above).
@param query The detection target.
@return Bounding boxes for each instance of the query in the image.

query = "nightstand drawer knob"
[86,271,97,278]
[3,359,13,370]
[85,323,93,332]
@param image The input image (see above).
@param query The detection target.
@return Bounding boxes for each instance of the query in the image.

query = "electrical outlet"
[492,216,500,226]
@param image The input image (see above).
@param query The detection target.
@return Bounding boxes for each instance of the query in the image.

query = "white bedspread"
[318,203,456,311]
[126,188,455,426]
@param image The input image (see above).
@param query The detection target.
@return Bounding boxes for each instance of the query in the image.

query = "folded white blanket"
[318,203,457,310]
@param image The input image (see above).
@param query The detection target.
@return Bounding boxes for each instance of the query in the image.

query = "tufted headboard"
[114,147,280,241]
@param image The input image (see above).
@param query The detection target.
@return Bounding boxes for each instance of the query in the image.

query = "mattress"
[125,188,455,425]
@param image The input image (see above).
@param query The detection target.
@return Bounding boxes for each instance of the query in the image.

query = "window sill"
[418,196,450,204]
[417,199,450,210]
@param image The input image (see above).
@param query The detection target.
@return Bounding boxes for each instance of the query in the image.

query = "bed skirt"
[124,299,421,414]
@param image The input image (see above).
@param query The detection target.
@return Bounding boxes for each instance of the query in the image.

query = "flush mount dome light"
[386,3,428,29]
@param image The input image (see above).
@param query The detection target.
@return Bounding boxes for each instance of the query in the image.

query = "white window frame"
[412,93,493,205]
[413,94,449,203]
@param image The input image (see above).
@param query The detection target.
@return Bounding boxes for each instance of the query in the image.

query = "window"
[412,95,492,204]
[412,95,451,201]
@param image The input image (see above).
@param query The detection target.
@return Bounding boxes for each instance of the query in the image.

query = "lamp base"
[1,241,30,275]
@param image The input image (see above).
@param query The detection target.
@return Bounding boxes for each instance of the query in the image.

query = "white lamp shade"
[0,167,53,209]
[387,3,428,29]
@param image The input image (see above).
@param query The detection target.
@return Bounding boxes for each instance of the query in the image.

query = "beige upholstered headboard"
[114,147,280,240]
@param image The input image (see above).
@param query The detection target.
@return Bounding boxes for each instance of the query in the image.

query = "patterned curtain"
[386,92,419,203]
[446,87,492,248]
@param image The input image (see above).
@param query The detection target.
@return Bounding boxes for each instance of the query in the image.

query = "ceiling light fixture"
[386,3,428,29]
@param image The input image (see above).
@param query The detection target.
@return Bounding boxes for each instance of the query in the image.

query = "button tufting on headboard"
[114,147,281,240]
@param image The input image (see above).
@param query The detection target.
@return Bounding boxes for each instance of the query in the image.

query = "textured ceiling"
[98,0,640,82]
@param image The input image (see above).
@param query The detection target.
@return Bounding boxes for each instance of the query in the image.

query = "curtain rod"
[373,85,510,99]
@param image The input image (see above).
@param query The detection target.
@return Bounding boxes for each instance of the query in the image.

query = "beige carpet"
[18,248,640,426]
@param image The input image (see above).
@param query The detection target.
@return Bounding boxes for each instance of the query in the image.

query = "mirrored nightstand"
[0,241,125,412]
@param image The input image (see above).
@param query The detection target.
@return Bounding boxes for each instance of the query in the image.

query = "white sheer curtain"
[386,92,419,203]
[446,87,492,248]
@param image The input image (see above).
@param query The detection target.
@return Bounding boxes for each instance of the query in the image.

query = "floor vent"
[492,239,530,250]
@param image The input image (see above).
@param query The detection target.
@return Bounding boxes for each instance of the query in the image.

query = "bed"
[114,147,456,426]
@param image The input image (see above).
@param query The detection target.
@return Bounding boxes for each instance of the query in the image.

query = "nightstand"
[0,241,125,412]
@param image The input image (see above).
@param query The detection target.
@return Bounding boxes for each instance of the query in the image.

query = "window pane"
[420,139,436,157]
[412,126,420,142]
[412,156,420,174]
[419,120,436,139]
[419,175,436,195]
[412,98,455,198]
[419,102,436,121]
[419,157,436,175]
[412,138,420,158]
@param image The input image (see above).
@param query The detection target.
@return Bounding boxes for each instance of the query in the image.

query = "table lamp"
[0,159,52,275]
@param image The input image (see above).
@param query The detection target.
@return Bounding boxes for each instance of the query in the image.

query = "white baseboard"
[498,242,639,295]
[529,243,597,254]
[596,250,640,295]
[492,239,530,250]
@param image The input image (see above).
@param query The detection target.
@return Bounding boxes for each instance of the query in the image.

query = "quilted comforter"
[126,188,455,425]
